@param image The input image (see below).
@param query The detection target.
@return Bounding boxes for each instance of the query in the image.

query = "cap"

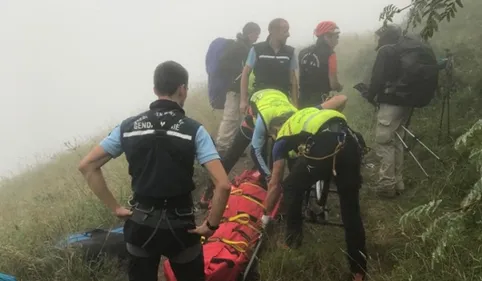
[314,21,340,37]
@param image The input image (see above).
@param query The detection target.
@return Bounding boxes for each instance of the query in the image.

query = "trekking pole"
[395,132,429,177]
[402,107,415,143]
[401,125,442,161]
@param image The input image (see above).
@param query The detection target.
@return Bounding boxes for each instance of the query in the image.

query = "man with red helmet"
[298,21,344,109]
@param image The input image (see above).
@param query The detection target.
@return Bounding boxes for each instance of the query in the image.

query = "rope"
[297,138,345,176]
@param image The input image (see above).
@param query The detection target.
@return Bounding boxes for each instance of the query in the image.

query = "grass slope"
[2,1,482,280]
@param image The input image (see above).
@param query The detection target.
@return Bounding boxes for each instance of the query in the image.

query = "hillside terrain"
[1,1,482,280]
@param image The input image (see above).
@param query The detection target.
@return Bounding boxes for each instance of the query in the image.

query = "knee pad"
[375,121,394,145]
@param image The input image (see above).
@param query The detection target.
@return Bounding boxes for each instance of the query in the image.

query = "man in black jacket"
[78,61,231,281]
[364,24,438,198]
[215,22,260,156]
[298,21,343,109]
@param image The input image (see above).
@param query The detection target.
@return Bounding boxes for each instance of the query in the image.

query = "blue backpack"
[206,37,235,110]
[55,225,127,263]
[0,273,17,281]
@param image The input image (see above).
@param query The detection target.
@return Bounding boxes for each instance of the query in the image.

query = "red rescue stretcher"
[163,170,281,281]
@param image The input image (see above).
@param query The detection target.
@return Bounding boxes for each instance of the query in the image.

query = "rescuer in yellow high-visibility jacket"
[261,103,368,281]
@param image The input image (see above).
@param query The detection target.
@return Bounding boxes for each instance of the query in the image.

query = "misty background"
[0,0,409,177]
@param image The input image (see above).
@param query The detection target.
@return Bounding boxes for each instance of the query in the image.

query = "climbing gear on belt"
[297,131,347,176]
[128,197,195,251]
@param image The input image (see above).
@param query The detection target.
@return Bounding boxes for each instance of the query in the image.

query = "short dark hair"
[269,111,295,132]
[268,18,288,34]
[242,22,260,35]
[153,60,189,96]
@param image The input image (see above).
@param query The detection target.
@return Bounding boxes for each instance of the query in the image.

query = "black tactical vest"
[119,100,200,203]
[252,41,295,96]
[298,42,333,101]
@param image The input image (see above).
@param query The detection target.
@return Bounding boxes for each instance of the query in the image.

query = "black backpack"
[389,35,440,108]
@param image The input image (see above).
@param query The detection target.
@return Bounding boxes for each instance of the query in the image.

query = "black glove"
[353,82,369,95]
[354,82,378,109]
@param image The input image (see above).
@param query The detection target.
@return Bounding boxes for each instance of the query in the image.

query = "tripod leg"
[438,95,446,144]
[447,94,451,138]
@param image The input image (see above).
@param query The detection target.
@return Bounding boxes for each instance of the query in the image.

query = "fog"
[0,0,409,177]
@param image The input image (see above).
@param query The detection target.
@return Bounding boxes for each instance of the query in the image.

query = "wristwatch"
[206,220,219,231]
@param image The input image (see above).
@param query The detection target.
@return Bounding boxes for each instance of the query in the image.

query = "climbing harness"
[297,131,346,176]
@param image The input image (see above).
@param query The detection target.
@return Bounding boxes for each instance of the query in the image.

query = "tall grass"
[1,0,482,280]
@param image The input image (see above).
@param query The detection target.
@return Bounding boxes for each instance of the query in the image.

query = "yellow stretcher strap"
[230,187,265,210]
[208,237,250,253]
[199,186,265,251]
[223,213,250,225]
[200,213,262,247]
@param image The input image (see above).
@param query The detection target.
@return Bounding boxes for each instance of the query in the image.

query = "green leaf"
[432,10,443,20]
[455,119,482,153]
[456,0,464,8]
[461,178,482,208]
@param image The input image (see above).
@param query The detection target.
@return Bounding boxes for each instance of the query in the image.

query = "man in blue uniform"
[78,61,231,281]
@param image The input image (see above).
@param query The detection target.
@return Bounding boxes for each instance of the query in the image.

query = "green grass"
[2,1,482,280]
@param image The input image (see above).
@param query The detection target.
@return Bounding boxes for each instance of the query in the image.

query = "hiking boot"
[395,181,405,195]
[371,182,399,199]
[375,188,398,199]
[276,240,292,251]
[351,273,365,281]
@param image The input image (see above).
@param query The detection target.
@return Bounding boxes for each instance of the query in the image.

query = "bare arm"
[78,146,123,213]
[321,94,348,112]
[240,65,252,113]
[265,159,285,215]
[240,47,257,114]
[328,53,343,92]
[290,70,299,108]
[203,159,231,226]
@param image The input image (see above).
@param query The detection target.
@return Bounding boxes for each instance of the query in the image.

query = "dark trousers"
[221,125,253,174]
[124,204,204,281]
[281,130,367,274]
[203,118,271,200]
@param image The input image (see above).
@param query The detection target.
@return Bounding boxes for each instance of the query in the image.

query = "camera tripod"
[437,49,455,144]
[303,179,344,228]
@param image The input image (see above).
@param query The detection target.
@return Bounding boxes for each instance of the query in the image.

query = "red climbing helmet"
[314,21,340,37]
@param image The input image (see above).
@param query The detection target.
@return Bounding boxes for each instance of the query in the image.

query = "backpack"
[390,35,440,107]
[56,225,128,264]
[206,37,235,110]
[0,273,17,281]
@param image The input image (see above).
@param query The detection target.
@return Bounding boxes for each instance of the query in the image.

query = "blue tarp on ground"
[0,273,17,281]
